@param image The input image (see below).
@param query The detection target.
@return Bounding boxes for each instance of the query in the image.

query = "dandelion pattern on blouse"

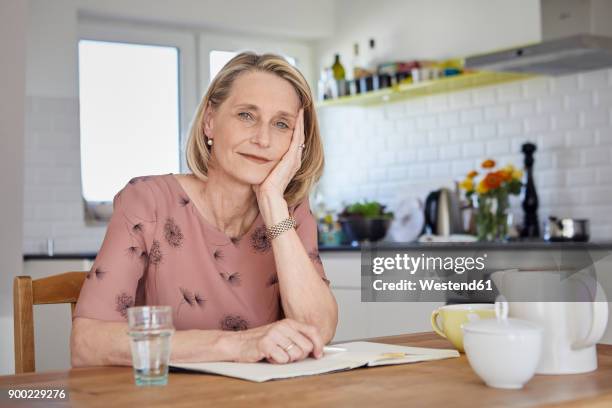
[213,248,242,286]
[213,248,224,261]
[149,240,163,265]
[219,271,242,286]
[115,292,134,319]
[128,176,151,185]
[266,273,279,287]
[132,223,144,234]
[164,217,184,248]
[177,287,206,318]
[87,266,106,280]
[139,250,149,267]
[148,239,163,295]
[176,287,193,317]
[308,250,323,265]
[250,225,271,253]
[126,245,139,258]
[194,292,206,307]
[179,196,190,207]
[220,315,249,331]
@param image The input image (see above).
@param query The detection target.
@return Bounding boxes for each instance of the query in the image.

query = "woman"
[71,52,338,366]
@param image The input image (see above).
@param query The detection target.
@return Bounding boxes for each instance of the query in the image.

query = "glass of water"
[127,306,174,386]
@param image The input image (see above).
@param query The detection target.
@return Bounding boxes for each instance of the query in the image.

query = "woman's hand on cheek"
[252,108,304,202]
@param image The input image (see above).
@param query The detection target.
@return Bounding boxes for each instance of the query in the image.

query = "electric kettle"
[491,269,608,374]
[424,188,464,236]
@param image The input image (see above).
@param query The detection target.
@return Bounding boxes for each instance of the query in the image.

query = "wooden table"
[1,332,612,408]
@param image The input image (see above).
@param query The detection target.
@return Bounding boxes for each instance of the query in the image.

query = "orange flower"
[498,169,513,182]
[467,170,478,179]
[483,172,503,190]
[481,159,496,169]
[476,180,488,194]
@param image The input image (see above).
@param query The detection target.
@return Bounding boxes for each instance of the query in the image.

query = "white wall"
[0,0,28,376]
[315,0,541,75]
[317,70,612,240]
[76,0,334,40]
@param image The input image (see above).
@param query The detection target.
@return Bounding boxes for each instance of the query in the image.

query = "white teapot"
[491,269,608,374]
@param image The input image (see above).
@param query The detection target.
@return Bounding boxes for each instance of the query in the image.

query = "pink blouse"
[74,174,328,331]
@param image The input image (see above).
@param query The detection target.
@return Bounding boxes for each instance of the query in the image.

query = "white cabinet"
[321,251,442,342]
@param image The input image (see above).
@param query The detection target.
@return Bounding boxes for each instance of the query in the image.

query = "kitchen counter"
[22,241,612,260]
[320,240,612,251]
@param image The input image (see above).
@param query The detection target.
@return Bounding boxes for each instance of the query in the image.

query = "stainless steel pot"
[543,217,590,242]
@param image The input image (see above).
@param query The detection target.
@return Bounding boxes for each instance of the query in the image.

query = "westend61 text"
[372,279,493,291]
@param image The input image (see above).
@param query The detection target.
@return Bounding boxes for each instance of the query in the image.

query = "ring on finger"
[283,343,295,352]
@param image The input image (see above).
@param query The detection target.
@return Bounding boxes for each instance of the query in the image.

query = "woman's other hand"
[234,317,324,364]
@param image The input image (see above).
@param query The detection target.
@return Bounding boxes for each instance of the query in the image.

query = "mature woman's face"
[205,70,301,185]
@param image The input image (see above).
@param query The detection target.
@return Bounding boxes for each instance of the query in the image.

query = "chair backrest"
[13,271,87,373]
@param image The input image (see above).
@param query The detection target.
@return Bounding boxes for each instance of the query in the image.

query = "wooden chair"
[13,271,87,373]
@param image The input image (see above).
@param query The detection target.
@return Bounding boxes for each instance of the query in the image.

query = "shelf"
[315,71,536,108]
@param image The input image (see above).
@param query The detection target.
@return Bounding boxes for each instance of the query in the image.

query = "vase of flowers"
[459,159,522,242]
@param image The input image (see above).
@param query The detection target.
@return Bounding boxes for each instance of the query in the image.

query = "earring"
[207,138,213,146]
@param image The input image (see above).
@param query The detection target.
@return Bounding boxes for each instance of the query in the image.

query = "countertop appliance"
[424,188,464,236]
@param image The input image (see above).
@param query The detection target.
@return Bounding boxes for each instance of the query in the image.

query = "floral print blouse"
[74,174,328,331]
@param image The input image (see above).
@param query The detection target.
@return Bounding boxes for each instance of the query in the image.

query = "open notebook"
[170,341,459,382]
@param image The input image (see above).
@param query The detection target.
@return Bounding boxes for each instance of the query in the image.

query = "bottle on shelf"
[366,38,377,73]
[331,53,345,81]
[331,53,348,97]
[351,43,365,80]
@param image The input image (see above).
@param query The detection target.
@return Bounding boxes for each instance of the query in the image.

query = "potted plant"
[459,159,522,241]
[338,200,394,244]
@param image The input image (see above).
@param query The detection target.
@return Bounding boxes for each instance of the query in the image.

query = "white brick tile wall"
[510,101,535,117]
[498,119,523,136]
[551,112,579,130]
[565,92,594,111]
[473,123,497,140]
[449,126,472,143]
[581,108,610,127]
[23,96,106,254]
[537,96,564,113]
[428,129,449,144]
[595,89,612,106]
[496,83,523,102]
[566,129,595,147]
[318,68,612,241]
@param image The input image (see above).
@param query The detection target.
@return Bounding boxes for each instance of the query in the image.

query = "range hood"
[465,34,612,76]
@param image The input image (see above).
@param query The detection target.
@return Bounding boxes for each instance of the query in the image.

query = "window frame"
[77,18,197,223]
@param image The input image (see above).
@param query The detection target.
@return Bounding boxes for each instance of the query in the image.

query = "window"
[209,50,297,82]
[78,40,181,204]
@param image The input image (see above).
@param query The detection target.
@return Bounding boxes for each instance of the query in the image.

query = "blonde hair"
[185,51,324,208]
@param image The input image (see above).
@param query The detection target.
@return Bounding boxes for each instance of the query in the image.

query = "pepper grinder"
[520,142,539,238]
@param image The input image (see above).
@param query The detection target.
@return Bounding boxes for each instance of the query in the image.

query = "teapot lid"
[462,298,542,335]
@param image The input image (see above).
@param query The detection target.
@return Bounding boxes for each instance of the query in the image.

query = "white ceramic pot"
[463,301,543,389]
